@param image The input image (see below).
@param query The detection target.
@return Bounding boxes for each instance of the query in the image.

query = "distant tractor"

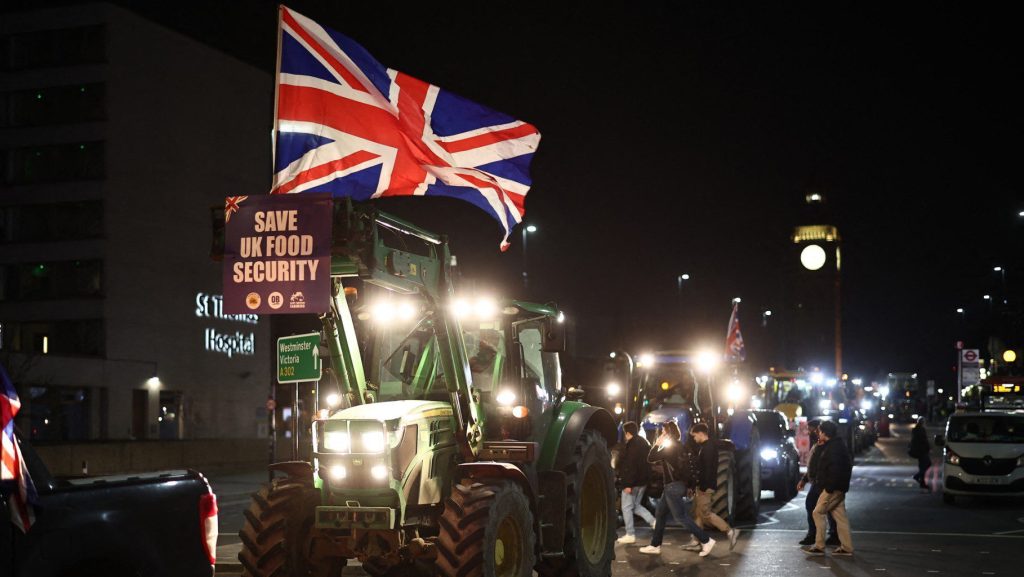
[223,201,617,577]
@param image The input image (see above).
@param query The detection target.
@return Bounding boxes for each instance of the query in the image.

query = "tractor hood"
[330,400,452,426]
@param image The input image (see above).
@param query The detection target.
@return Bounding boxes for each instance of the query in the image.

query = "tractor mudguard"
[268,461,314,482]
[540,403,616,472]
[725,411,756,452]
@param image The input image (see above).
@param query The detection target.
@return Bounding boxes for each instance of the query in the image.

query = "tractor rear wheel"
[733,428,761,521]
[711,450,735,523]
[239,480,344,577]
[437,479,536,577]
[537,429,615,577]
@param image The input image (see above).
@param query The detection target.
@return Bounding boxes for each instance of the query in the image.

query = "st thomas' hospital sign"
[195,292,258,358]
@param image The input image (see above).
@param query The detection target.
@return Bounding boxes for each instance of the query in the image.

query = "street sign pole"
[278,332,323,463]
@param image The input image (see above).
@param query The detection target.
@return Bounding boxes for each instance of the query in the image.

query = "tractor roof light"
[725,381,744,403]
[606,382,621,398]
[496,389,516,406]
[695,350,719,374]
[637,353,655,369]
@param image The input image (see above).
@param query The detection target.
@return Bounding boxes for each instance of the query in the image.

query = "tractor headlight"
[606,382,621,397]
[371,465,388,480]
[329,465,347,480]
[819,399,832,410]
[760,448,778,461]
[323,431,350,452]
[496,389,516,406]
[361,431,386,453]
[725,382,743,403]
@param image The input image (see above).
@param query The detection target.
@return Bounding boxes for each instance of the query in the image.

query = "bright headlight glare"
[946,451,960,466]
[496,389,516,406]
[330,465,347,480]
[751,397,763,409]
[606,382,621,397]
[361,431,386,453]
[323,431,350,452]
[695,351,719,373]
[371,465,388,480]
[819,399,831,410]
[760,448,778,460]
[474,298,498,319]
[371,302,395,324]
[397,301,418,321]
[860,400,872,411]
[725,382,743,403]
[452,299,472,318]
[325,393,340,408]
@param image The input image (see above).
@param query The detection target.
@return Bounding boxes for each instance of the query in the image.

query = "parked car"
[1,432,218,577]
[935,412,1024,504]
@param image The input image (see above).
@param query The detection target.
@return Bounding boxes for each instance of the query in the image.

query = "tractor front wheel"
[238,479,344,577]
[537,429,616,577]
[711,449,735,523]
[437,479,536,577]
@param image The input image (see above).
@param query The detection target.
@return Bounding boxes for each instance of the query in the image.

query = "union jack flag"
[273,6,541,250]
[725,301,745,362]
[1,364,37,533]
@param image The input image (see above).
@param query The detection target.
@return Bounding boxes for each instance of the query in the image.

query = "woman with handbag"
[639,421,717,557]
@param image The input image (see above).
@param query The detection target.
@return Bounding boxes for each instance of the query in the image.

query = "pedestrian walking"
[909,417,931,489]
[686,423,740,551]
[615,421,658,544]
[802,420,854,557]
[798,420,838,546]
[639,421,717,557]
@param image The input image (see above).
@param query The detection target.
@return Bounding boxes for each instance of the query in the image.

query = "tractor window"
[374,324,435,401]
[518,325,545,388]
[463,323,505,392]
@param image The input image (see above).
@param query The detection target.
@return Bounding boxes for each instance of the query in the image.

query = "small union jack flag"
[725,301,745,362]
[273,6,541,250]
[1,364,37,533]
[224,196,248,223]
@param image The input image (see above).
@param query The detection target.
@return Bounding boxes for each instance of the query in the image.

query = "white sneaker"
[728,528,739,550]
[639,545,661,555]
[699,538,716,557]
[616,535,636,544]
[681,537,701,551]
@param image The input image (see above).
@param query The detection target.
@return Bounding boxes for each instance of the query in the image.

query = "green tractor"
[233,201,617,577]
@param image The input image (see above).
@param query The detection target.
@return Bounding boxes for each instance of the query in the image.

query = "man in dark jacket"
[803,420,854,556]
[616,421,657,544]
[798,420,838,545]
[688,423,739,550]
[909,417,931,489]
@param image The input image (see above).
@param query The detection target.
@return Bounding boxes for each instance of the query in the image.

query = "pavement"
[211,424,1024,576]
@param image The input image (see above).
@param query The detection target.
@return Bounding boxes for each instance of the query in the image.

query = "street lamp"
[762,309,773,327]
[994,266,1007,305]
[522,224,537,289]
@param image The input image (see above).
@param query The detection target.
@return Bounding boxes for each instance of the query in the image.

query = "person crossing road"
[615,421,657,544]
[802,420,854,557]
[684,423,740,551]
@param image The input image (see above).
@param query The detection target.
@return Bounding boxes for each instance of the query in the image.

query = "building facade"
[0,3,273,441]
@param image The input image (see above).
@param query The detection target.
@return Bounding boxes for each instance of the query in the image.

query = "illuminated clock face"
[800,244,827,271]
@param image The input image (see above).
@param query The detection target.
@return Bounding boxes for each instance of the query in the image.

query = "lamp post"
[762,309,773,327]
[522,224,537,290]
[677,273,690,295]
[994,266,1007,305]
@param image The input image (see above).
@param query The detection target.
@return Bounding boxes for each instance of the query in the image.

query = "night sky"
[19,1,1024,384]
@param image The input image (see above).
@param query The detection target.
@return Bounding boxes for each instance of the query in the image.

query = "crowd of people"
[613,418,856,559]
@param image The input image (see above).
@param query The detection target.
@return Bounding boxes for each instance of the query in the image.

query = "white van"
[936,412,1024,503]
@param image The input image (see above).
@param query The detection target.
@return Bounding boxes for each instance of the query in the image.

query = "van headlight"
[946,450,960,466]
[760,448,778,461]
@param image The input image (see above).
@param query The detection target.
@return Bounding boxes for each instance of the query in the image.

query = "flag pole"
[270,4,284,192]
